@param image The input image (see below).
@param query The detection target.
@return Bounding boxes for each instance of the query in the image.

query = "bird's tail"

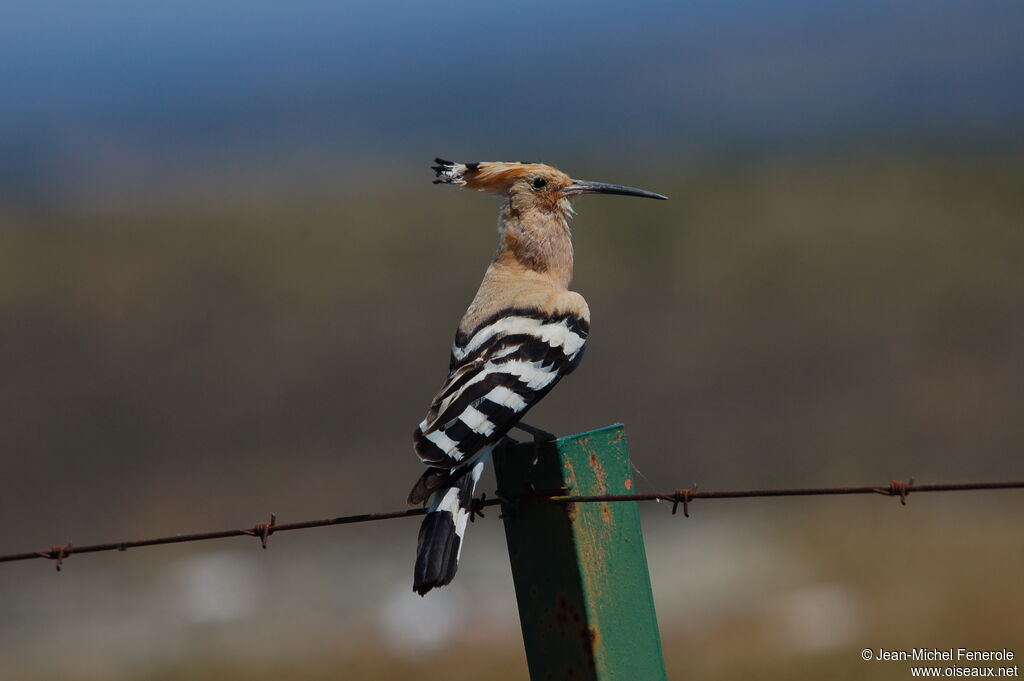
[412,455,488,596]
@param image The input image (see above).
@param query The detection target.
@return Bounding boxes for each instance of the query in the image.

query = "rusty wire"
[0,500,498,568]
[543,479,1024,517]
[2,479,1021,569]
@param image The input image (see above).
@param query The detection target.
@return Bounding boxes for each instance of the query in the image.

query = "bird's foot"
[493,489,521,519]
[514,421,556,466]
[513,421,556,491]
[468,493,488,522]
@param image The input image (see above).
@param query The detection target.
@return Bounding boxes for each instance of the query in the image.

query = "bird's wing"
[414,309,588,469]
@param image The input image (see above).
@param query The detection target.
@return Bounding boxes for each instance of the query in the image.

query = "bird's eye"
[531,177,548,190]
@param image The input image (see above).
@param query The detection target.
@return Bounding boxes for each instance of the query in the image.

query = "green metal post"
[493,424,667,681]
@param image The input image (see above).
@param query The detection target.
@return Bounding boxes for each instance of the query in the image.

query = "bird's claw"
[514,421,555,467]
[494,489,520,519]
[469,493,488,522]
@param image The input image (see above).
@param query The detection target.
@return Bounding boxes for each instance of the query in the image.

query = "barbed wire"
[548,479,1024,516]
[2,479,1021,570]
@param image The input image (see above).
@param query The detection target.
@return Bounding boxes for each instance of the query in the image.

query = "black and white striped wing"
[414,310,589,469]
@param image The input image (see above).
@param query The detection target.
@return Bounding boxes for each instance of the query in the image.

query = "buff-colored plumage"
[432,160,585,331]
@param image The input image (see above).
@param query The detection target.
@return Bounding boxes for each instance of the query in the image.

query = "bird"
[409,158,667,595]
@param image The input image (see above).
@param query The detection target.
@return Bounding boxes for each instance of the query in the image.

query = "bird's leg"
[494,435,522,518]
[512,421,557,492]
[513,421,556,466]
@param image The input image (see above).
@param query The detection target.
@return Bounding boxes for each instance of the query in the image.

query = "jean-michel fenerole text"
[874,649,1015,662]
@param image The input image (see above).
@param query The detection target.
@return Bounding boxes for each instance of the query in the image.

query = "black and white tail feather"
[409,307,588,595]
[412,454,488,596]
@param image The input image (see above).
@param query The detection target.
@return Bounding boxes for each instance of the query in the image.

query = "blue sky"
[3,0,1022,192]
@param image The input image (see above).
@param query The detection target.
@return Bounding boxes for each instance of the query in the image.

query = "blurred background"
[2,1,1023,679]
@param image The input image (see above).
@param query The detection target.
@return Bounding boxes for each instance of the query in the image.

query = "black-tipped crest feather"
[432,157,476,185]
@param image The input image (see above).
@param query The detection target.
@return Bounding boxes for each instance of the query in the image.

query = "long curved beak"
[562,179,668,200]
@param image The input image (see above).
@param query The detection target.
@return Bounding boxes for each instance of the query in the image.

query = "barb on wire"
[882,478,915,505]
[243,514,277,549]
[1,479,1021,569]
[37,544,72,572]
[671,485,698,517]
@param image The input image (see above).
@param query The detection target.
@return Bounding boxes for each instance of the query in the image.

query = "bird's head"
[431,158,666,216]
[432,158,667,283]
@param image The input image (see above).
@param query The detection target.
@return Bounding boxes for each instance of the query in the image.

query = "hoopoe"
[409,158,667,595]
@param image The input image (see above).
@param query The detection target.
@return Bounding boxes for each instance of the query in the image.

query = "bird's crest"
[432,158,563,194]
